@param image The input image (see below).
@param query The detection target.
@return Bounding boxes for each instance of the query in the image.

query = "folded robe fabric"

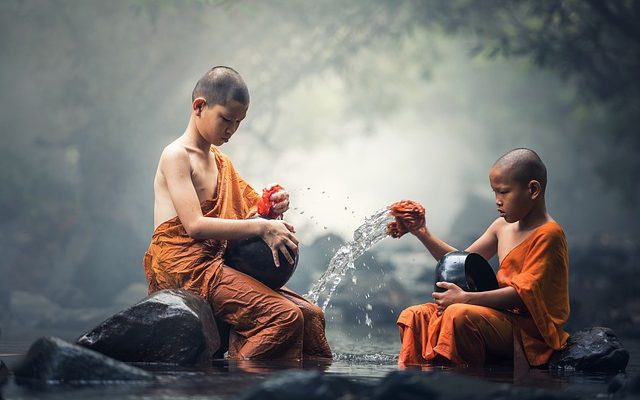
[498,221,570,366]
[144,146,260,298]
[143,146,331,360]
[397,221,570,366]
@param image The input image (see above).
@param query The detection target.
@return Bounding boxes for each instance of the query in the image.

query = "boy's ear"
[192,97,206,114]
[529,180,542,199]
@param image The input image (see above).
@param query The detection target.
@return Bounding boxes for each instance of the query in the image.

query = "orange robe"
[397,222,569,366]
[144,146,331,360]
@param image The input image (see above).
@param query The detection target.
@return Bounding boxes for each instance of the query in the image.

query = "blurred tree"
[1,0,637,318]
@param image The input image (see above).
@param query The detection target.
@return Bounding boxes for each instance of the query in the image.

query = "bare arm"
[464,218,502,261]
[411,226,457,261]
[161,146,298,265]
[433,282,524,311]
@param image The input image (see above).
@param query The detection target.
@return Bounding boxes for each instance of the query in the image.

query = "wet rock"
[77,289,220,365]
[238,370,373,400]
[0,359,8,387]
[549,327,629,372]
[607,373,626,394]
[374,370,573,400]
[609,373,640,396]
[13,336,154,385]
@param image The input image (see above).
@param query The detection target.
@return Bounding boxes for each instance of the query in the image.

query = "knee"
[443,304,480,333]
[398,306,418,322]
[305,302,325,320]
[398,303,436,324]
[275,302,304,334]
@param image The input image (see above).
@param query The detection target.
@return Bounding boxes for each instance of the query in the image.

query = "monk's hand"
[267,183,290,217]
[387,200,426,238]
[432,282,469,315]
[260,219,298,267]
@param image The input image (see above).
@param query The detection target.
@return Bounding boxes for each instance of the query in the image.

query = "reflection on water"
[1,332,638,399]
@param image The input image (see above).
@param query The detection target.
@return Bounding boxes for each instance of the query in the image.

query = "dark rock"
[13,336,154,385]
[548,327,629,372]
[607,373,626,394]
[0,359,8,387]
[374,370,573,400]
[374,370,440,399]
[238,370,373,400]
[610,373,640,396]
[77,289,220,365]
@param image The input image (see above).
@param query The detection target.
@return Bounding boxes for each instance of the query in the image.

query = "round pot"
[224,235,298,290]
[434,251,498,293]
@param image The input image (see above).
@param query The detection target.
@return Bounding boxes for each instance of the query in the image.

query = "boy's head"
[192,66,250,107]
[191,66,249,146]
[489,148,547,223]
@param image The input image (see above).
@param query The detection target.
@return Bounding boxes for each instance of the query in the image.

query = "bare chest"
[497,228,534,264]
[190,155,219,202]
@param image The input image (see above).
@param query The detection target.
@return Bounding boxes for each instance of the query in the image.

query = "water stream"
[306,207,393,311]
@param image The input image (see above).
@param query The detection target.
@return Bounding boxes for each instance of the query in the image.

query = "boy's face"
[489,166,534,223]
[196,99,248,146]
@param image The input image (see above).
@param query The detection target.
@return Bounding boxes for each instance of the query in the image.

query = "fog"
[1,1,638,341]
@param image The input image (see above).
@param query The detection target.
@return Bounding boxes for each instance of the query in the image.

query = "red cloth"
[257,184,284,219]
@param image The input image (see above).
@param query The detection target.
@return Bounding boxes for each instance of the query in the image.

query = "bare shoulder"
[160,140,190,163]
[487,217,509,236]
[158,140,192,173]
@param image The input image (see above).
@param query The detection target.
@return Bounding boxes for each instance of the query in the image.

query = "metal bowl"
[224,235,298,290]
[434,251,498,293]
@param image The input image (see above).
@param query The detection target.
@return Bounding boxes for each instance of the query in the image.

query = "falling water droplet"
[305,207,393,311]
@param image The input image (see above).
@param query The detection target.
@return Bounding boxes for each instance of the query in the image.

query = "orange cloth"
[144,146,331,360]
[387,200,426,238]
[397,221,569,366]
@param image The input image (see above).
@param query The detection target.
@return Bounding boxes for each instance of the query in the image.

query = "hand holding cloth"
[387,200,426,238]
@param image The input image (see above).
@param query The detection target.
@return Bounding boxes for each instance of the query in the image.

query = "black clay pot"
[434,251,498,293]
[224,235,298,290]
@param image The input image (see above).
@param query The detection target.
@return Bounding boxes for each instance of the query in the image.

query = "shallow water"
[1,329,638,400]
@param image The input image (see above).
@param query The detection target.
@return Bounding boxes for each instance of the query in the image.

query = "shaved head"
[192,66,249,106]
[492,148,547,194]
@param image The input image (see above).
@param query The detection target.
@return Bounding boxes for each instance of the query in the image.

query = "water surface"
[1,330,638,400]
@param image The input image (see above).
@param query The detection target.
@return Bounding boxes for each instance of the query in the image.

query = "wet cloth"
[387,200,426,238]
[397,222,569,366]
[144,146,331,360]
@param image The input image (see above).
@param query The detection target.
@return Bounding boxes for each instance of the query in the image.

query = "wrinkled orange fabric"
[144,146,331,360]
[397,222,569,367]
[387,200,426,238]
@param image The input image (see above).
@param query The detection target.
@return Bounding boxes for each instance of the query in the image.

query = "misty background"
[1,1,639,347]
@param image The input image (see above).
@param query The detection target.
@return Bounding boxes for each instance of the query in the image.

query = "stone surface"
[549,327,629,372]
[241,370,577,400]
[609,372,640,396]
[375,370,576,400]
[77,289,220,365]
[238,370,372,400]
[13,336,154,385]
[0,359,8,387]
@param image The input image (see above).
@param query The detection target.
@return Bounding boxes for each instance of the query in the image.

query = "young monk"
[143,66,332,360]
[392,148,569,367]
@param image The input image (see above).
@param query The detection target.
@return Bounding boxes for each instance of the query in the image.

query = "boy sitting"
[392,148,569,367]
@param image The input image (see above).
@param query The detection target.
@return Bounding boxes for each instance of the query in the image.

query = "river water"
[1,330,638,400]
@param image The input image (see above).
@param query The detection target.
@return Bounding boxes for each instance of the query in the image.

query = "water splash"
[306,207,392,311]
